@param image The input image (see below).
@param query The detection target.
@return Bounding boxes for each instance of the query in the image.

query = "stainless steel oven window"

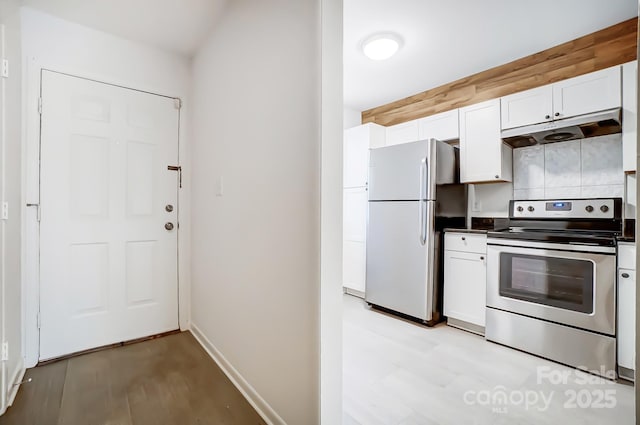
[498,253,594,314]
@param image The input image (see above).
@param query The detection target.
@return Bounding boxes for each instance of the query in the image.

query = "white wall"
[189,1,323,423]
[0,0,23,413]
[468,183,513,219]
[321,0,343,423]
[20,7,192,367]
[512,135,624,201]
[343,106,361,129]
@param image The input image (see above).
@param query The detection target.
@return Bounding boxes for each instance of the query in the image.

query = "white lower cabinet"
[618,243,636,380]
[444,232,487,333]
[343,240,366,295]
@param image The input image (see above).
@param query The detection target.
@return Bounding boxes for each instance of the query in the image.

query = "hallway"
[0,332,265,425]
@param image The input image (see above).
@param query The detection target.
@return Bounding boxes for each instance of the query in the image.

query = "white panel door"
[418,109,459,141]
[343,126,369,188]
[459,99,509,183]
[385,120,419,146]
[443,250,486,327]
[343,241,366,294]
[500,85,553,130]
[552,66,622,119]
[343,188,367,241]
[39,71,179,360]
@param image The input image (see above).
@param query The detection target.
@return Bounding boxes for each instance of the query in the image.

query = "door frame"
[22,61,191,367]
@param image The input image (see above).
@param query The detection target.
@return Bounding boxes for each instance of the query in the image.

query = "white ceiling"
[344,0,639,112]
[20,0,228,56]
[14,0,639,111]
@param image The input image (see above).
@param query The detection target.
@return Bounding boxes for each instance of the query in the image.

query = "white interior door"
[39,71,179,360]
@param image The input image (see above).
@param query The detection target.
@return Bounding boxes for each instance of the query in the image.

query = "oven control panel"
[510,199,617,219]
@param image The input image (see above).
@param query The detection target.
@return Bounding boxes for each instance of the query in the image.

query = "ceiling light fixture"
[362,33,402,61]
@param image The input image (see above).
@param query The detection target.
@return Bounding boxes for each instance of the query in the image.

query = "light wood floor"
[343,294,635,425]
[0,332,265,425]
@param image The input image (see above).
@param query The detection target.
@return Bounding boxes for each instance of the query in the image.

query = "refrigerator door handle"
[419,158,427,246]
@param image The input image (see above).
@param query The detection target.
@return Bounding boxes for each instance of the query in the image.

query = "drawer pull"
[480,256,485,260]
[461,236,466,241]
[621,273,630,279]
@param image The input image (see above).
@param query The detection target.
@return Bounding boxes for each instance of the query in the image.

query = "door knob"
[165,204,174,212]
[165,222,174,231]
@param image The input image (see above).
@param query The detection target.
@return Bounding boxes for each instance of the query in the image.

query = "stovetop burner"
[487,227,619,246]
[486,198,623,247]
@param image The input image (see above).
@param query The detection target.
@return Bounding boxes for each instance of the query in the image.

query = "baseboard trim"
[6,358,25,409]
[343,287,364,298]
[189,324,286,425]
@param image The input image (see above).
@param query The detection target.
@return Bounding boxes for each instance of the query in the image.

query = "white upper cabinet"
[553,66,621,119]
[501,85,553,130]
[500,65,622,130]
[385,120,419,146]
[459,99,513,183]
[622,61,637,173]
[418,109,459,141]
[344,123,385,188]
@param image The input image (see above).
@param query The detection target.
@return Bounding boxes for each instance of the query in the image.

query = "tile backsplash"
[513,134,624,201]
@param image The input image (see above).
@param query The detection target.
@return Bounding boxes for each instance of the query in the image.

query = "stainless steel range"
[486,198,622,377]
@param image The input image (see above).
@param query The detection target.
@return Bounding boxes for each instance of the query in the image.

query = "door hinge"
[1,342,8,361]
[174,98,182,110]
[38,97,43,115]
[1,59,8,78]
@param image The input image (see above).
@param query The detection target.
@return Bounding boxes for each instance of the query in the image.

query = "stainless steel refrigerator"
[365,138,465,324]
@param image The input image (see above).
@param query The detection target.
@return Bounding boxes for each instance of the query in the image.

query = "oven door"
[486,241,616,336]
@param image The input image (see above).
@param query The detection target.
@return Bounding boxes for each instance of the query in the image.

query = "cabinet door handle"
[621,273,630,278]
[554,112,560,117]
[480,256,485,260]
[545,114,550,119]
[461,236,466,241]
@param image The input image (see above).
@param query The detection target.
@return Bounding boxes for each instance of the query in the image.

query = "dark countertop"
[443,228,488,234]
[617,237,635,244]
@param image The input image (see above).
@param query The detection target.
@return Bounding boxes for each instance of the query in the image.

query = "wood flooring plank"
[343,294,635,425]
[1,331,264,425]
[0,360,68,425]
[58,349,133,425]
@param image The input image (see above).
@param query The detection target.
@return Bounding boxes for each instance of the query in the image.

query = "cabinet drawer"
[618,243,636,270]
[445,232,487,254]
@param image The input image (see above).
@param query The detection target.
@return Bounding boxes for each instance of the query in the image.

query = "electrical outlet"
[1,59,8,78]
[1,202,7,220]
[1,342,8,361]
[472,200,482,212]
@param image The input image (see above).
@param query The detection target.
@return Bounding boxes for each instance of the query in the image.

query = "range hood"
[501,108,622,148]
